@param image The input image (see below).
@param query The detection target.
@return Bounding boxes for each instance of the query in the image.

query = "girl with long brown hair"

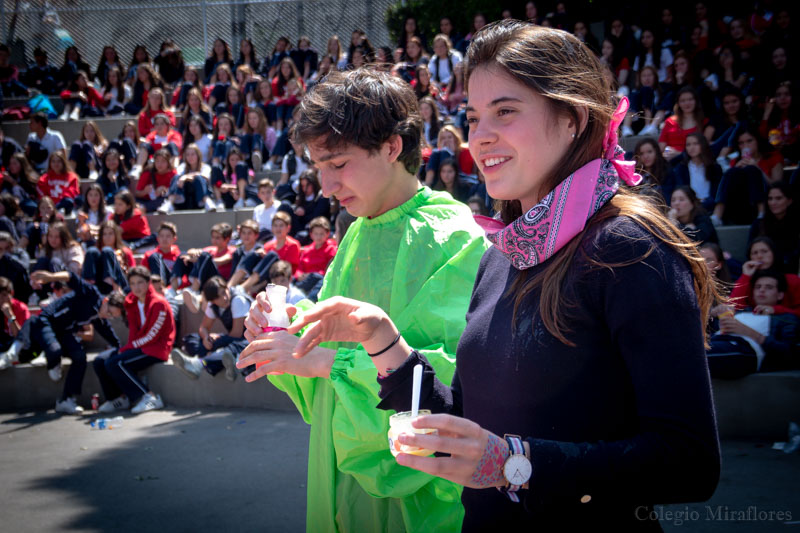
[82,219,134,294]
[269,21,722,529]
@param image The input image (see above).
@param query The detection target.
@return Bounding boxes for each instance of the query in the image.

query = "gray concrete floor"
[0,409,309,532]
[1,409,798,532]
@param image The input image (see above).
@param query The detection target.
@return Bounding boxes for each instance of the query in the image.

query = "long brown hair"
[44,221,78,257]
[466,21,721,345]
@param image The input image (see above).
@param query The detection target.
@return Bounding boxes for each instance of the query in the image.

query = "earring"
[571,133,576,139]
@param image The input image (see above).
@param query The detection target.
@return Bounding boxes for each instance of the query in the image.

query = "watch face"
[503,455,532,485]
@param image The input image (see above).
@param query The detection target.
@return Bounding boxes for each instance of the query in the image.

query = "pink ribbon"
[604,97,642,187]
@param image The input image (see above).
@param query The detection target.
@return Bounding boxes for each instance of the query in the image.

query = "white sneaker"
[640,123,658,136]
[69,107,80,121]
[264,160,275,171]
[55,397,84,415]
[171,348,202,380]
[0,351,18,370]
[97,396,130,413]
[131,392,164,414]
[221,349,238,382]
[621,125,634,137]
[233,198,245,209]
[48,364,62,382]
[204,197,217,212]
[164,286,178,300]
[58,111,69,121]
[216,199,226,211]
[157,200,174,214]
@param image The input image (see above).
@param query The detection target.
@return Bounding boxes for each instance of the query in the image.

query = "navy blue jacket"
[40,272,120,348]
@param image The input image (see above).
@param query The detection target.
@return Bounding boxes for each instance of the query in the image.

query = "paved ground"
[1,409,798,532]
[0,409,309,532]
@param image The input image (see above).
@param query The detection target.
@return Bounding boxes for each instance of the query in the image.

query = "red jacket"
[144,129,183,153]
[122,285,175,361]
[730,273,800,317]
[264,236,301,274]
[297,239,338,277]
[137,169,177,192]
[3,298,30,334]
[60,86,104,109]
[138,109,176,137]
[116,209,151,240]
[142,245,181,270]
[37,171,80,203]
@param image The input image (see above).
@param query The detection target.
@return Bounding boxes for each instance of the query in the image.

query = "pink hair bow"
[603,97,642,187]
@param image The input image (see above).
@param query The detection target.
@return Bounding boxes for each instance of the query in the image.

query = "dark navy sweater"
[378,216,721,531]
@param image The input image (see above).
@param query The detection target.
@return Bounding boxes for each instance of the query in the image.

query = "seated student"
[667,186,719,245]
[0,271,123,413]
[59,70,104,120]
[112,190,156,250]
[252,179,283,242]
[267,260,306,304]
[18,196,60,260]
[662,133,723,213]
[621,66,671,137]
[75,184,107,245]
[93,267,174,414]
[171,223,236,312]
[239,211,299,294]
[82,220,134,295]
[424,124,475,187]
[101,66,130,115]
[136,88,175,138]
[748,182,800,274]
[2,152,38,217]
[37,150,80,215]
[96,148,131,203]
[144,222,182,291]
[730,237,800,316]
[26,112,66,174]
[135,149,175,213]
[215,85,246,130]
[433,157,473,203]
[161,143,215,213]
[707,270,799,378]
[291,169,330,241]
[659,87,713,160]
[711,128,775,225]
[178,87,213,134]
[182,116,213,163]
[109,121,140,172]
[22,47,59,95]
[227,220,267,288]
[240,107,274,171]
[0,276,29,364]
[170,276,252,382]
[0,193,26,241]
[137,113,183,168]
[211,147,255,210]
[295,216,337,300]
[276,127,309,202]
[0,234,31,315]
[33,221,84,276]
[210,113,240,168]
[68,121,108,180]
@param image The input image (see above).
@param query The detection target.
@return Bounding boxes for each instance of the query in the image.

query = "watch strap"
[498,435,527,502]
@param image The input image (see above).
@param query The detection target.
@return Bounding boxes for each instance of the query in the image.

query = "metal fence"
[0,0,395,71]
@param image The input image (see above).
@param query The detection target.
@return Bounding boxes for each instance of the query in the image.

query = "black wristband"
[367,332,402,357]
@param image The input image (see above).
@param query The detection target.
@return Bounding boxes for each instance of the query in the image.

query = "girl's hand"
[741,260,761,277]
[286,296,393,358]
[395,414,510,489]
[753,305,775,315]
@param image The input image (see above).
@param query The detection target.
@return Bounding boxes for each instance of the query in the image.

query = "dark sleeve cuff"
[375,351,455,415]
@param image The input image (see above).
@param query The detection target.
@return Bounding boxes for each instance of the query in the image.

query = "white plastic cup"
[387,410,437,457]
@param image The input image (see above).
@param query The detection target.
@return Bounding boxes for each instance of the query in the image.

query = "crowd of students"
[0,2,796,418]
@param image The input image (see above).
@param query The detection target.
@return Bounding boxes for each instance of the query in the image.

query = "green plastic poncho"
[269,187,488,532]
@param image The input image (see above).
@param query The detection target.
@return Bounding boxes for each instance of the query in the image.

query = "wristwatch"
[499,434,532,502]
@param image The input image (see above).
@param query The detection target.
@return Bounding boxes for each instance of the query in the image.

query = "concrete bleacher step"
[2,116,136,147]
[0,356,296,412]
[66,207,256,250]
[1,355,797,439]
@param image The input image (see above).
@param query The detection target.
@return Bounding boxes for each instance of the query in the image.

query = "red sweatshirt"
[203,244,237,280]
[3,298,30,334]
[122,285,175,361]
[116,209,151,240]
[138,109,176,137]
[144,129,183,152]
[730,273,800,317]
[60,86,104,109]
[137,169,177,192]
[264,236,301,274]
[142,244,181,271]
[37,171,80,203]
[296,239,338,277]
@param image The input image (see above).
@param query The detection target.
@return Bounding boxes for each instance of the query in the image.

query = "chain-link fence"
[1,0,395,71]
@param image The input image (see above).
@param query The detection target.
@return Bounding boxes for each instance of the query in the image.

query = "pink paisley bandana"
[474,97,642,270]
